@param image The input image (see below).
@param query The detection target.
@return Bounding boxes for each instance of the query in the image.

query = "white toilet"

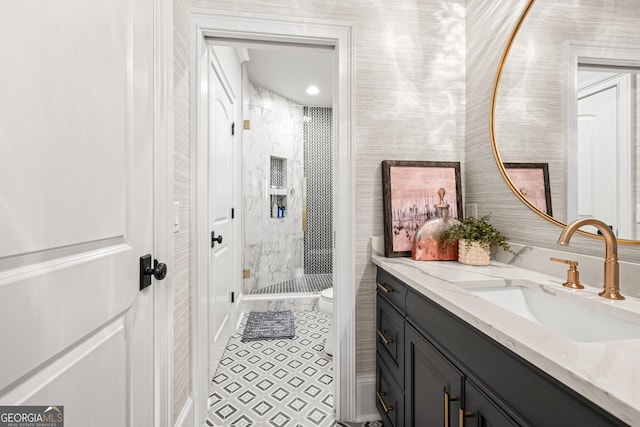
[318,287,334,356]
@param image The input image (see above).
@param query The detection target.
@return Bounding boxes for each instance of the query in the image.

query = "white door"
[208,48,235,381]
[575,73,633,237]
[0,1,156,426]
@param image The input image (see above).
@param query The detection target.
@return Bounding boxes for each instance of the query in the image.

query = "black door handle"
[211,231,223,247]
[140,254,168,290]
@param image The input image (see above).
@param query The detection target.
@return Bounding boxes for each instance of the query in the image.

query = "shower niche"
[269,156,288,218]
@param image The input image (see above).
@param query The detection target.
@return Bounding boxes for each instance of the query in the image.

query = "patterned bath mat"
[241,310,295,342]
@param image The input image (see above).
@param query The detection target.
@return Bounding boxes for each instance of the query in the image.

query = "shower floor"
[250,273,332,295]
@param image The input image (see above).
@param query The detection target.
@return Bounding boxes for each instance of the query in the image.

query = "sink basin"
[456,280,640,343]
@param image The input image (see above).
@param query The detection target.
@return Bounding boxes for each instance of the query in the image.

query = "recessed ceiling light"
[306,86,319,95]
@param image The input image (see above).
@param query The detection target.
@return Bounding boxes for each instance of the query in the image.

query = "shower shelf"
[269,188,288,195]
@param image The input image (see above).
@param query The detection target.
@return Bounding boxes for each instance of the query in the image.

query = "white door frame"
[191,10,356,424]
[153,0,174,425]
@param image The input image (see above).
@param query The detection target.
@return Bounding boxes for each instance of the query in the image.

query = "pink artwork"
[382,161,462,257]
[504,163,552,216]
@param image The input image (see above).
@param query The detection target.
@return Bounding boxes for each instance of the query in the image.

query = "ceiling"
[245,47,334,107]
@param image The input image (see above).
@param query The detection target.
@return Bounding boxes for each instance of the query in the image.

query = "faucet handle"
[550,257,584,289]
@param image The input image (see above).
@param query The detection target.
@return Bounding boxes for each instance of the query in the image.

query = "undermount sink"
[456,279,640,343]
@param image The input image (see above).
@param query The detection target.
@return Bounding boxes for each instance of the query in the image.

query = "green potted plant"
[440,215,511,265]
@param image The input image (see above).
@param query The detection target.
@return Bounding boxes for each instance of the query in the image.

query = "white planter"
[458,239,491,266]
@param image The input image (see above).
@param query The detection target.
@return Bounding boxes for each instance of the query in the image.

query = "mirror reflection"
[493,0,640,241]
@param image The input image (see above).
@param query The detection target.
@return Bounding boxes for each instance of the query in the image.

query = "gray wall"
[173,0,192,419]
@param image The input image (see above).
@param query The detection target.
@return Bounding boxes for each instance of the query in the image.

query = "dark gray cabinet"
[462,379,521,427]
[375,267,626,427]
[405,323,462,427]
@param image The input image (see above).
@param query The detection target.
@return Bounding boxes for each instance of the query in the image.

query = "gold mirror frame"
[489,0,640,246]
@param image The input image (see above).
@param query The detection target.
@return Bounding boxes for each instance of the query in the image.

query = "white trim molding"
[153,0,174,425]
[356,375,379,422]
[173,396,195,427]
[190,10,356,423]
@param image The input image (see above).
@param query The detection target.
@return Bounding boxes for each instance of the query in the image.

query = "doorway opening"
[234,43,335,303]
[192,12,355,423]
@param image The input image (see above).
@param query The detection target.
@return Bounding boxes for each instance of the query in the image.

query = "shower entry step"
[251,273,332,295]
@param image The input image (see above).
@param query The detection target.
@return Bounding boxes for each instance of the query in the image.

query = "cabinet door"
[376,354,405,427]
[405,323,463,427]
[461,380,522,427]
[377,294,405,387]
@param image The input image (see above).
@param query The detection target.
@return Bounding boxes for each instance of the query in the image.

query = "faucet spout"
[557,218,623,300]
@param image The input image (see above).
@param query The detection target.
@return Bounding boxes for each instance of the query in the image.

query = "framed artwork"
[382,160,463,257]
[503,162,552,216]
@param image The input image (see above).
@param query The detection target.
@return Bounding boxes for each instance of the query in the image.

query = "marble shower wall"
[242,82,305,294]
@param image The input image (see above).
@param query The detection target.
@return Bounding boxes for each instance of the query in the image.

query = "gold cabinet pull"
[377,328,393,345]
[458,409,473,427]
[444,392,459,427]
[376,391,394,413]
[377,282,393,293]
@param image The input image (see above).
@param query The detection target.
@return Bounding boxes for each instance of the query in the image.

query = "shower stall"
[241,79,333,310]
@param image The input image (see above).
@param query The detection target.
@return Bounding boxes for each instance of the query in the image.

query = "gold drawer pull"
[377,282,393,293]
[459,409,473,427]
[377,328,393,345]
[377,391,394,413]
[444,392,459,427]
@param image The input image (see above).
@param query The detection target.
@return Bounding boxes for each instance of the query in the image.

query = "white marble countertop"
[371,240,640,426]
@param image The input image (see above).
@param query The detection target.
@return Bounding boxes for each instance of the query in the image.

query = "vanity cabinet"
[375,267,626,427]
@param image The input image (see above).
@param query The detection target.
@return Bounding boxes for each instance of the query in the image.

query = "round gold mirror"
[491,0,640,244]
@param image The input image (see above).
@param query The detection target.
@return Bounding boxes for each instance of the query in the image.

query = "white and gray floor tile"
[208,310,339,426]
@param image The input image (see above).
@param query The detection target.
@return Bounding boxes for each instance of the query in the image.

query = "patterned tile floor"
[207,310,383,427]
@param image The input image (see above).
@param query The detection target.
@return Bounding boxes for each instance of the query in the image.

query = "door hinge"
[231,122,235,136]
[231,291,235,303]
[231,208,235,219]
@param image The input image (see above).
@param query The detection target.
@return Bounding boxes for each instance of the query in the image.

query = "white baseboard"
[174,396,194,427]
[355,374,379,422]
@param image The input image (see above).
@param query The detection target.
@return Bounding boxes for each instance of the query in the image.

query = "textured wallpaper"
[191,0,466,377]
[173,0,192,420]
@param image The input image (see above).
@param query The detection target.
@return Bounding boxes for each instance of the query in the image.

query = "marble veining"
[243,83,305,294]
[371,236,640,426]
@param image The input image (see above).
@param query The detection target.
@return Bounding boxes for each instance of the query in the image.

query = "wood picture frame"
[382,160,463,257]
[503,162,553,216]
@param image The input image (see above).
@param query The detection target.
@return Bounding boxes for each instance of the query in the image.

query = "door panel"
[0,0,155,425]
[405,324,463,427]
[463,380,520,427]
[577,85,617,230]
[0,0,131,258]
[208,47,235,379]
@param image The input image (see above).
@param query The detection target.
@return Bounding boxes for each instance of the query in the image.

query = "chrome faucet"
[557,218,624,300]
